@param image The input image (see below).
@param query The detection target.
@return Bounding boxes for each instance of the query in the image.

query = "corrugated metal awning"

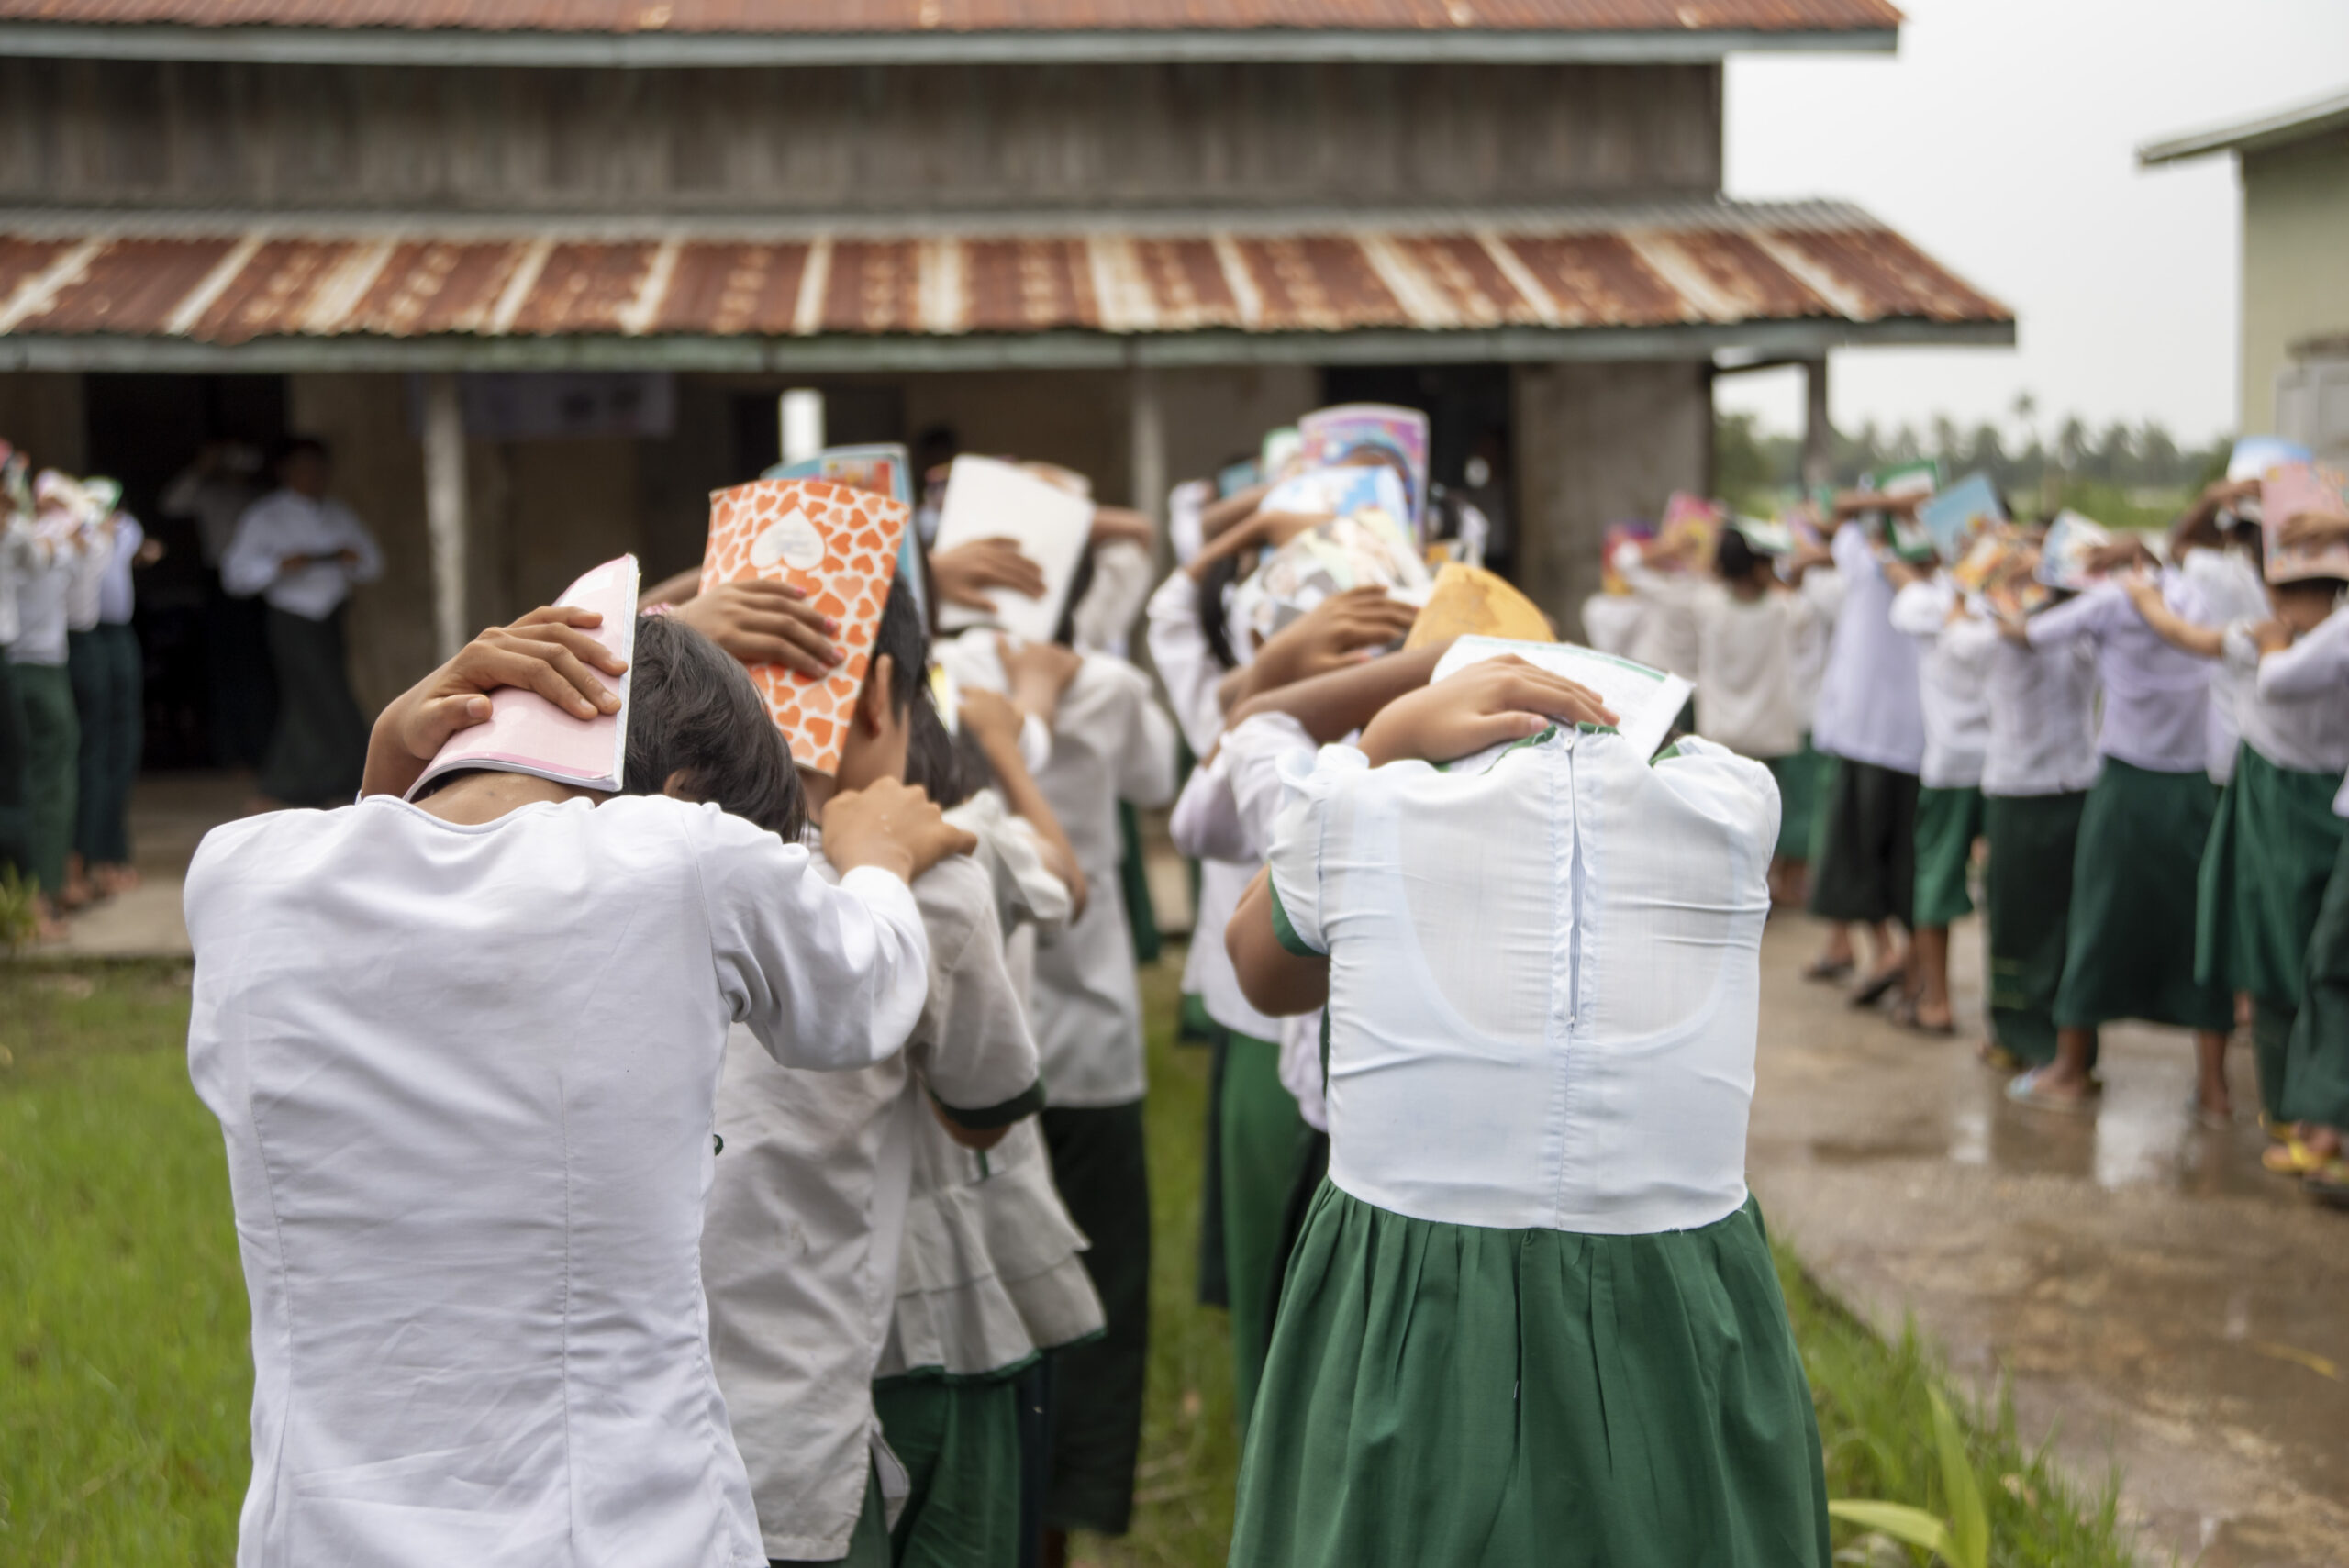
[0,201,2012,372]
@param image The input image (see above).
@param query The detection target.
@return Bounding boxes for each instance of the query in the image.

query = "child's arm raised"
[960,685,1088,917]
[2123,574,2227,660]
[361,606,628,800]
[1228,868,1330,1018]
[1358,657,1618,768]
[1226,641,1451,745]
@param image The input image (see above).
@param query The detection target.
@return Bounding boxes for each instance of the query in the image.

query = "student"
[9,498,83,935]
[185,607,953,1568]
[2130,573,2349,1161]
[1974,561,2101,1079]
[1692,528,1826,901]
[2168,479,2274,788]
[700,582,1041,1568]
[1807,494,1929,1004]
[220,437,384,806]
[2003,558,2234,1115]
[69,509,149,900]
[937,591,1178,1553]
[1605,528,1703,683]
[1222,657,1831,1568]
[0,491,28,885]
[1778,543,1845,908]
[1886,559,1990,1035]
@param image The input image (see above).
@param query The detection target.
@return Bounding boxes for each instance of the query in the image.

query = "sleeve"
[1800,564,1848,624]
[1579,593,1644,656]
[908,862,1045,1129]
[1071,539,1155,656]
[1018,712,1052,776]
[1144,569,1230,758]
[1113,667,1180,809]
[1829,520,1876,579]
[2023,583,2116,649]
[1887,580,1951,639]
[1223,712,1319,861]
[2221,620,2263,679]
[335,504,385,586]
[1169,760,1249,863]
[218,499,281,598]
[1938,612,1999,662]
[1649,735,1782,861]
[694,808,931,1072]
[2257,608,2349,701]
[1263,744,1369,957]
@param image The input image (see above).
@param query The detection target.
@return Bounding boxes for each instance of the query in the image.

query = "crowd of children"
[161,402,2348,1568]
[1598,462,2349,1204]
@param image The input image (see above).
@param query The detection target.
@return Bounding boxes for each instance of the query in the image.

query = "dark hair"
[1052,544,1097,648]
[271,435,328,471]
[624,615,805,838]
[872,573,929,719]
[1715,527,1765,584]
[1196,550,1243,671]
[902,693,974,809]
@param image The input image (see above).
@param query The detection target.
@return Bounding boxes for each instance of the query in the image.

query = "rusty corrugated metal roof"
[0,204,2007,345]
[0,0,1902,37]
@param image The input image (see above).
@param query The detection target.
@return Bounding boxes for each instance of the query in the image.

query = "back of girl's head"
[624,615,806,838]
[1197,550,1243,671]
[902,690,974,809]
[872,573,930,719]
[1714,528,1764,584]
[1052,545,1097,648]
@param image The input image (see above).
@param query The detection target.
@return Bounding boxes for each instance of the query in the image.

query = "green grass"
[2,953,2139,1568]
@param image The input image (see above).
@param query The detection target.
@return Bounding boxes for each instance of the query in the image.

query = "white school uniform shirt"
[1145,569,1228,761]
[2177,546,2274,784]
[97,514,143,625]
[6,518,75,666]
[1266,729,1776,1233]
[703,844,1040,1562]
[1790,565,1844,731]
[1692,584,1821,761]
[1166,733,1295,1062]
[2024,574,2213,774]
[1578,591,1645,660]
[183,793,927,1568]
[1220,711,1330,1130]
[939,630,1178,1106]
[1809,524,1926,773]
[1609,540,1702,680]
[2237,605,2349,787]
[221,489,385,620]
[1888,576,1991,790]
[1979,625,2101,797]
[65,517,107,632]
[0,511,34,645]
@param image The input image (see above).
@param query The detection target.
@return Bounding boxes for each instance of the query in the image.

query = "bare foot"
[96,862,141,895]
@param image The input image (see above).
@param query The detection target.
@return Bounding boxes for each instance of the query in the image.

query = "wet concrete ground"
[1751,912,2349,1568]
[28,772,248,959]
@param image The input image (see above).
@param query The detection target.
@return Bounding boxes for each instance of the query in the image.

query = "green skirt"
[1912,784,1984,930]
[2281,830,2349,1130]
[872,1374,1022,1568]
[2054,760,2233,1032]
[1230,1184,1831,1568]
[1220,1031,1315,1432]
[1767,736,1821,861]
[2196,745,2346,1007]
[1809,757,1920,929]
[1040,1102,1150,1537]
[1984,791,2088,1067]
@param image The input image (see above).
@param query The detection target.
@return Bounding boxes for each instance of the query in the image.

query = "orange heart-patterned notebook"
[702,477,908,776]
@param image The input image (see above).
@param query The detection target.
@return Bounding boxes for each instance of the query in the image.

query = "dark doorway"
[83,373,287,770]
[728,383,908,480]
[1319,363,1515,573]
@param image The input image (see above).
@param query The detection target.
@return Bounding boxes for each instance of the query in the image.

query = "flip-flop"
[2304,1160,2349,1207]
[1977,1042,2024,1073]
[1849,967,1905,1008]
[2264,1139,2332,1176]
[1802,956,1854,984]
[2005,1069,2093,1115]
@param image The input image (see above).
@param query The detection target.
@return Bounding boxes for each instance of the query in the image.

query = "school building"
[0,0,2011,763]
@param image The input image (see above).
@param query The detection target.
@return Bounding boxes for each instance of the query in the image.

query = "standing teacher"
[222,437,383,808]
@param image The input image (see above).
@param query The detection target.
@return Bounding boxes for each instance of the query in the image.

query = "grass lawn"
[3,952,2136,1567]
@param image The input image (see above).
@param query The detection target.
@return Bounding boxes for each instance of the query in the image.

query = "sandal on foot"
[1977,1042,2023,1073]
[1850,967,1905,1007]
[2005,1069,2092,1115]
[2262,1139,2332,1176]
[2304,1159,2349,1207]
[1803,956,1854,984]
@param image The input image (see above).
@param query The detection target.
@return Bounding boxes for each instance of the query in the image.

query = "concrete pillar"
[1128,361,1166,520]
[1801,356,1833,488]
[1510,359,1709,639]
[421,373,469,664]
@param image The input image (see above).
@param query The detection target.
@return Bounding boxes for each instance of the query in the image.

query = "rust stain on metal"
[655,241,811,335]
[963,239,1097,332]
[0,0,1905,38]
[1132,238,1241,329]
[1232,236,1400,331]
[1390,234,1542,327]
[345,241,528,335]
[822,239,923,333]
[1659,228,1829,320]
[1498,232,1687,327]
[194,239,353,344]
[509,241,656,334]
[0,238,81,309]
[17,238,236,334]
[1772,227,2007,324]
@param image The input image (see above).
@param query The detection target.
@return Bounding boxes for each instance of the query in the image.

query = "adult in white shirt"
[161,439,273,769]
[186,608,962,1568]
[1886,562,1992,1036]
[1221,657,1831,1568]
[221,438,384,806]
[1806,495,1929,1003]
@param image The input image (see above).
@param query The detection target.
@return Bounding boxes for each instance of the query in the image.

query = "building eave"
[0,18,1896,68]
[2137,85,2349,167]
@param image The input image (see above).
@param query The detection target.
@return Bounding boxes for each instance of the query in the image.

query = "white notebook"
[1431,635,1693,765]
[931,455,1097,646]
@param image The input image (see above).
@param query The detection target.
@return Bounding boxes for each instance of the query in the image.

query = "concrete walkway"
[17,772,248,960]
[1751,912,2349,1568]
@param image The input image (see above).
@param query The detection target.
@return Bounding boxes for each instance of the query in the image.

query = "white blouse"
[184,795,928,1568]
[1692,584,1823,762]
[2025,575,2214,774]
[2177,546,2274,784]
[1810,524,1926,774]
[2253,604,2349,818]
[1888,577,1991,791]
[1980,629,2101,798]
[2235,604,2349,784]
[1266,729,1776,1235]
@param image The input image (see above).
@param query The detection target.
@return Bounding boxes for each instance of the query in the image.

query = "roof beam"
[0,20,1896,69]
[0,318,2012,375]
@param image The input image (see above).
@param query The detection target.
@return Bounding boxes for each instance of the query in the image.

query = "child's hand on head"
[821,777,977,884]
[998,635,1084,728]
[1089,506,1156,549]
[675,580,841,677]
[931,538,1047,610]
[1358,655,1617,767]
[1249,586,1419,695]
[956,686,1026,756]
[393,606,627,761]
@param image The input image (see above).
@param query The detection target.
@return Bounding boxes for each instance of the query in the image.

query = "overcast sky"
[1717,0,2349,445]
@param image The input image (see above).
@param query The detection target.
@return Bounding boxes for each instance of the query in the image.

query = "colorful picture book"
[1598,521,1655,595]
[1404,563,1553,650]
[1431,636,1693,764]
[2259,461,2349,584]
[1260,427,1304,483]
[766,442,923,620]
[2035,509,2113,592]
[930,454,1097,646]
[1299,404,1431,535]
[1729,516,1796,555]
[1916,471,2003,561]
[2227,435,2311,484]
[1259,465,1411,529]
[1229,512,1431,659]
[1656,492,1724,568]
[702,477,907,776]
[408,553,640,798]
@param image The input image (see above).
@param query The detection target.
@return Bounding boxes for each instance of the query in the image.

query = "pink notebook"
[406,555,640,797]
[2261,462,2349,584]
